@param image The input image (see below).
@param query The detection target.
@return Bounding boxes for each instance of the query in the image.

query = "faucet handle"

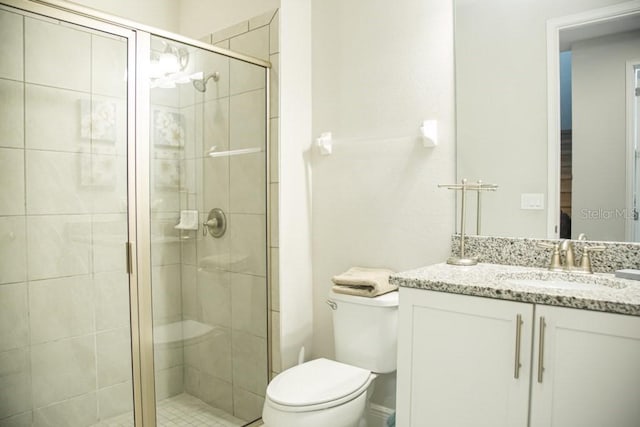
[537,242,563,271]
[579,245,606,274]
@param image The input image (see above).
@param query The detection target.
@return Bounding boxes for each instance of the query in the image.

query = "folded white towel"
[331,267,397,297]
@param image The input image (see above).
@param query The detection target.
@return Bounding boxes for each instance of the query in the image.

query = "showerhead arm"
[192,71,220,92]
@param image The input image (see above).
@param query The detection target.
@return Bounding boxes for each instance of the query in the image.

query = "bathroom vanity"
[391,262,640,427]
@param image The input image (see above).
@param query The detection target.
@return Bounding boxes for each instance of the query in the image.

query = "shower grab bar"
[206,147,263,158]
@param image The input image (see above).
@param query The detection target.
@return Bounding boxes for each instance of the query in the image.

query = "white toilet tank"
[328,290,398,373]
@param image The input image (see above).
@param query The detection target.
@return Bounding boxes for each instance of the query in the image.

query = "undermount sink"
[497,271,628,291]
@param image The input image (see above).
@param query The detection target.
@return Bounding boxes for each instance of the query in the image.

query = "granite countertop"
[390,263,640,316]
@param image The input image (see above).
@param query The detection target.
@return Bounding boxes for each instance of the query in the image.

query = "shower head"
[192,72,220,92]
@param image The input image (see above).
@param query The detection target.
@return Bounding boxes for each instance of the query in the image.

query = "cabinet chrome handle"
[514,314,523,379]
[537,316,546,383]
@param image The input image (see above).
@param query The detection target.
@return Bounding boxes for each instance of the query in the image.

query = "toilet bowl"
[262,358,376,427]
[262,291,399,427]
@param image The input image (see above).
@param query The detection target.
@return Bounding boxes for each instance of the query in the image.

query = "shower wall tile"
[229,89,265,151]
[154,344,183,371]
[151,89,180,108]
[25,84,90,153]
[154,365,183,401]
[180,158,198,202]
[197,214,230,271]
[94,272,130,331]
[96,328,132,388]
[26,150,92,215]
[24,17,91,92]
[233,387,264,422]
[198,269,231,328]
[90,155,127,214]
[0,217,27,285]
[150,213,181,266]
[270,248,280,312]
[26,215,92,281]
[270,118,279,182]
[211,21,249,45]
[181,238,197,266]
[91,34,127,99]
[230,273,267,338]
[197,52,230,102]
[230,58,265,96]
[151,264,182,325]
[195,327,232,382]
[270,10,279,55]
[229,214,266,277]
[31,335,96,407]
[28,275,94,344]
[0,283,28,352]
[214,39,230,50]
[181,264,197,319]
[230,25,269,62]
[0,10,23,81]
[180,105,199,160]
[230,152,266,215]
[32,392,97,427]
[271,310,281,373]
[0,412,33,427]
[249,9,277,31]
[203,157,230,213]
[0,79,24,149]
[0,348,31,420]
[0,148,25,216]
[269,53,279,118]
[199,372,233,414]
[231,330,267,396]
[91,95,127,158]
[97,381,133,420]
[203,97,230,152]
[92,214,127,273]
[270,183,279,247]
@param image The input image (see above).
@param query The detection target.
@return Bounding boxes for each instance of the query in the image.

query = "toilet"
[262,290,399,427]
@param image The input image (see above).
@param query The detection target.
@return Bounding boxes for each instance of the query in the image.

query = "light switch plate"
[521,193,545,210]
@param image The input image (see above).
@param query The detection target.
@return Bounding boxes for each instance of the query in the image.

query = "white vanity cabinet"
[530,304,640,427]
[396,287,640,427]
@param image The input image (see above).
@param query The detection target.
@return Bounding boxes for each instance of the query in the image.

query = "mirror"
[455,0,640,242]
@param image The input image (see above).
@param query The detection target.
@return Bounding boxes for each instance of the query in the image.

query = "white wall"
[178,0,279,40]
[64,0,180,33]
[310,0,456,406]
[571,30,640,241]
[278,0,314,370]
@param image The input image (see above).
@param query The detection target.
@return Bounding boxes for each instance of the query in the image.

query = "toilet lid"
[267,358,371,407]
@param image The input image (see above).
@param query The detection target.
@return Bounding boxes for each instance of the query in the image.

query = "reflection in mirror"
[455,0,640,242]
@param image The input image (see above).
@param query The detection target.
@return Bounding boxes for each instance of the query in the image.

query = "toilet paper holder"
[203,208,227,238]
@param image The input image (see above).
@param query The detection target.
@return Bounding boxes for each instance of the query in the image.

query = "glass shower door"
[148,35,269,426]
[0,4,135,426]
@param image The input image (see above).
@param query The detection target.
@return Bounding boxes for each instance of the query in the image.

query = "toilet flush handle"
[326,299,338,310]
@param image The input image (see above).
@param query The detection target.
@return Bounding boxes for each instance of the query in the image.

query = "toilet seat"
[266,358,375,413]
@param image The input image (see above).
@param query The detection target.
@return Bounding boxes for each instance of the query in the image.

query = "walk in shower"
[0,1,270,426]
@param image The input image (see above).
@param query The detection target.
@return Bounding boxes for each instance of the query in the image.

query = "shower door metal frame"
[2,1,273,425]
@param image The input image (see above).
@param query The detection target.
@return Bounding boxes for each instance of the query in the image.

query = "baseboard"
[367,403,394,427]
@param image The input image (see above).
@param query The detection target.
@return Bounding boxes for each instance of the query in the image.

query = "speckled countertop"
[390,263,640,316]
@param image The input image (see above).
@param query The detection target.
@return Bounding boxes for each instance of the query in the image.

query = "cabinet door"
[530,305,640,427]
[396,288,533,427]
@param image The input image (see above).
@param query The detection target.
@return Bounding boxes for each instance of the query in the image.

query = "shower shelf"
[207,147,263,158]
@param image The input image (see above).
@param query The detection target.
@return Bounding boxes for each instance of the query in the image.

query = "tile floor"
[94,393,246,427]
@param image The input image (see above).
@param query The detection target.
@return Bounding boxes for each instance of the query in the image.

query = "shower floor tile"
[95,393,246,427]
